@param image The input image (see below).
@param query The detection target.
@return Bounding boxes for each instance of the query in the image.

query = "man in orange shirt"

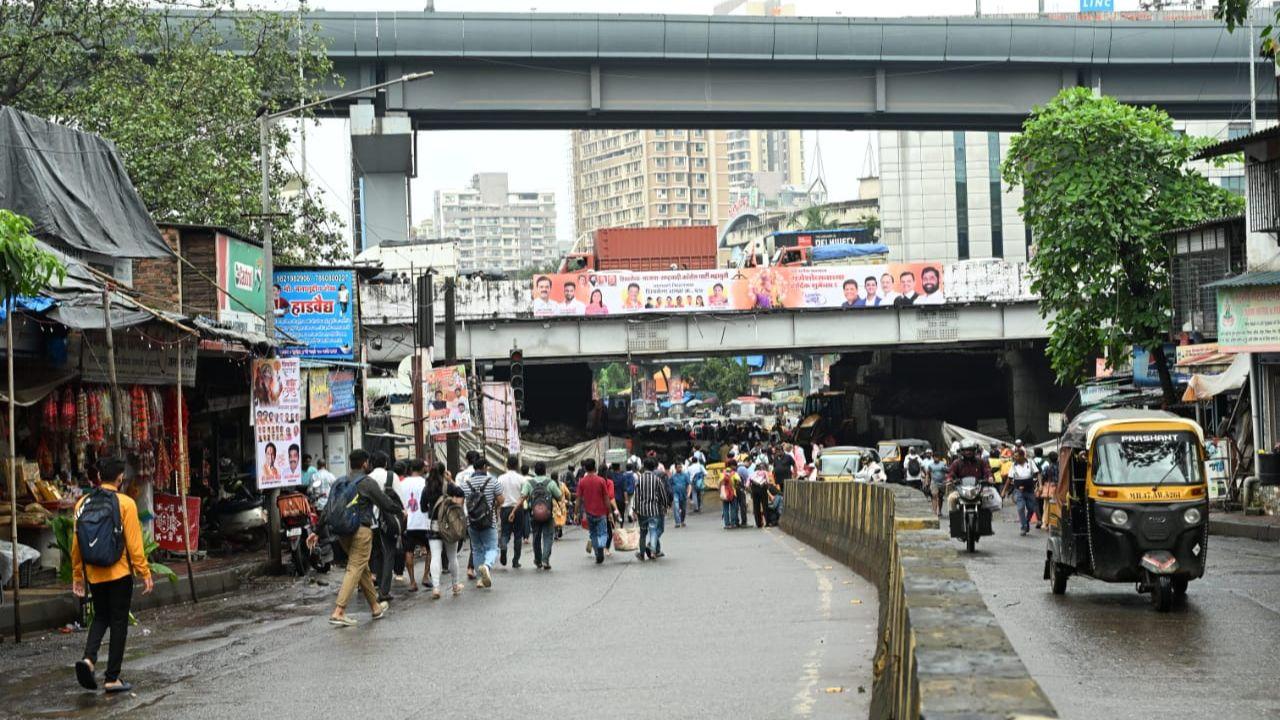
[71,458,152,693]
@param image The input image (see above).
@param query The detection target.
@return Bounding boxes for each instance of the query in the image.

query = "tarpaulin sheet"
[810,243,890,261]
[432,432,625,473]
[0,107,170,259]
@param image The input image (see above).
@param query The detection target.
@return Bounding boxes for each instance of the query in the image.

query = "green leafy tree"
[790,206,841,231]
[1002,88,1243,404]
[0,211,65,301]
[1216,0,1280,56]
[680,357,749,404]
[0,0,346,263]
[596,362,630,397]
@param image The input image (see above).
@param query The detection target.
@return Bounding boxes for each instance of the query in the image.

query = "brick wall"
[141,226,221,318]
[131,229,181,313]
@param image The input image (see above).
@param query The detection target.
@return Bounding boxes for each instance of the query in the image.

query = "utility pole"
[6,299,20,642]
[444,276,459,472]
[1249,2,1258,130]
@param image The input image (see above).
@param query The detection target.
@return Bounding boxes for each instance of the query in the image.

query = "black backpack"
[75,488,125,568]
[325,476,363,536]
[907,456,922,477]
[529,478,554,523]
[465,477,494,530]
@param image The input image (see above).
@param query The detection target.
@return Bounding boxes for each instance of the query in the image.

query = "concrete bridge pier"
[349,103,413,251]
[1004,346,1053,443]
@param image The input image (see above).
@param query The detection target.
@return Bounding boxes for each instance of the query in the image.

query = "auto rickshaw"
[1044,409,1209,612]
[877,438,931,488]
[815,446,876,482]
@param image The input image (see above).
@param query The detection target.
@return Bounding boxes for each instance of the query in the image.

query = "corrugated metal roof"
[1194,126,1280,160]
[1161,214,1244,236]
[1205,270,1280,288]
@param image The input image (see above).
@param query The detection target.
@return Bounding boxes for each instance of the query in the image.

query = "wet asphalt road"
[0,510,877,720]
[962,509,1280,720]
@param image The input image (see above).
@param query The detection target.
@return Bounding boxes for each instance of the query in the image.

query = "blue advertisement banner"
[274,269,355,359]
[329,369,356,418]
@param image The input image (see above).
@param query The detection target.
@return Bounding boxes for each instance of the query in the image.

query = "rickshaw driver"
[945,439,995,512]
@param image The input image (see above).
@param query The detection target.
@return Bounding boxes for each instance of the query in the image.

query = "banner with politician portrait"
[427,364,472,435]
[252,357,302,490]
[529,263,945,318]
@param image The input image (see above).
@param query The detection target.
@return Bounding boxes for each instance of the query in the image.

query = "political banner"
[252,357,303,490]
[427,364,472,435]
[274,269,356,359]
[153,493,201,553]
[530,263,945,318]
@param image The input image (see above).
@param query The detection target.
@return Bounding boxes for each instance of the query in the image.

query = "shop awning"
[0,365,78,406]
[1204,271,1280,289]
[1182,353,1250,403]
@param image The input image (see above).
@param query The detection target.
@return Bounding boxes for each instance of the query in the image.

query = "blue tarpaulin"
[810,243,890,262]
[0,296,54,324]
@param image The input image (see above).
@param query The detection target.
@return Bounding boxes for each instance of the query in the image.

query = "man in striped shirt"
[634,457,672,561]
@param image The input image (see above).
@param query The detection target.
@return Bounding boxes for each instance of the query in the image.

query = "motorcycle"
[277,490,332,577]
[201,459,269,553]
[948,476,995,553]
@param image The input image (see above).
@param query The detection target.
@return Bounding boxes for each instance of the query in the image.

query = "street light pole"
[257,71,432,572]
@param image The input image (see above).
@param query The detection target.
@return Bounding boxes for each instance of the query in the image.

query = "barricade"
[781,481,1057,720]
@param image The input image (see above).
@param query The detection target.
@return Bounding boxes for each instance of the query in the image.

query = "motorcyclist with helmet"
[945,440,994,513]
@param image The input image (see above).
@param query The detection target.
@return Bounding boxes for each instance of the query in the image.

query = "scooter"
[948,476,995,553]
[201,459,269,553]
[278,490,332,577]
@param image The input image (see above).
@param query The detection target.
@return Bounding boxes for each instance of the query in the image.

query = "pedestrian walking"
[771,446,795,493]
[326,449,403,627]
[669,461,691,527]
[560,463,578,525]
[522,462,563,570]
[553,473,570,539]
[1002,448,1040,536]
[720,462,739,529]
[367,451,403,601]
[577,458,619,564]
[424,461,467,599]
[395,458,429,592]
[72,457,153,693]
[685,455,705,513]
[453,451,481,581]
[461,457,504,588]
[903,446,925,491]
[308,458,336,511]
[925,450,948,518]
[615,462,636,523]
[749,463,772,529]
[734,460,750,527]
[496,456,527,568]
[634,458,672,560]
[1036,451,1060,529]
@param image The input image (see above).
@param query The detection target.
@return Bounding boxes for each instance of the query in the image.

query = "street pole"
[174,236,197,603]
[444,277,459,473]
[259,116,283,573]
[1249,3,1258,131]
[101,288,123,457]
[6,301,20,642]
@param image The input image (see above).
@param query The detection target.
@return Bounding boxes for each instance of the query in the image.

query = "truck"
[559,226,718,273]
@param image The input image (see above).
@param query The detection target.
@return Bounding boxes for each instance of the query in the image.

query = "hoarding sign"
[153,493,200,553]
[427,364,472,435]
[482,381,521,455]
[1217,285,1280,352]
[530,263,946,318]
[273,269,356,359]
[308,368,357,420]
[252,357,302,490]
[81,334,196,386]
[215,233,266,333]
[1205,438,1231,500]
[1081,0,1113,11]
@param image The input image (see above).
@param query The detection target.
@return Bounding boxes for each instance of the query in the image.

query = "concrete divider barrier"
[782,480,1057,720]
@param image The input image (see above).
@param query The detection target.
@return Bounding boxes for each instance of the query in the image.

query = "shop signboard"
[153,493,201,553]
[273,269,356,359]
[530,263,946,318]
[215,233,266,334]
[1131,344,1189,388]
[252,357,302,490]
[81,335,196,386]
[308,368,357,419]
[1217,284,1280,352]
[482,381,521,455]
[426,364,472,435]
[1205,439,1231,500]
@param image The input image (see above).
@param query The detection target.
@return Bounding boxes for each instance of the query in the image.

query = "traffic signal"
[509,348,525,414]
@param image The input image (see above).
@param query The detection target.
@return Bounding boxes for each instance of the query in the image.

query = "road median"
[782,480,1057,720]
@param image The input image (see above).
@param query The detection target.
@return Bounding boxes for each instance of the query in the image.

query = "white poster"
[1205,438,1231,500]
[483,381,521,456]
[252,357,303,490]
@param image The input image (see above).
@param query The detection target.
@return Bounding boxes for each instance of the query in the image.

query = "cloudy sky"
[268,0,1180,248]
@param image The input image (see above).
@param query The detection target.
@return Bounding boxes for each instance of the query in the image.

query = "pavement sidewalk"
[1209,511,1280,542]
[0,554,268,637]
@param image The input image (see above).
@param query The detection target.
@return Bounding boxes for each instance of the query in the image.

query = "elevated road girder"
[364,302,1049,364]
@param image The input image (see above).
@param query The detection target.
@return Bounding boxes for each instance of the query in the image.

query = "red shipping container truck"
[559,226,718,273]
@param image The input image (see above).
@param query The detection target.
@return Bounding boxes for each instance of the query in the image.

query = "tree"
[1216,0,1280,56]
[1002,88,1243,405]
[790,206,841,231]
[0,210,65,642]
[596,362,630,397]
[680,357,749,404]
[0,0,346,263]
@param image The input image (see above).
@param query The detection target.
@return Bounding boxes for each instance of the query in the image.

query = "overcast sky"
[271,0,1174,249]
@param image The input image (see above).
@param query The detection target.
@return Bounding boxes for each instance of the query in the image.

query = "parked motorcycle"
[948,476,995,553]
[201,459,269,553]
[277,490,332,577]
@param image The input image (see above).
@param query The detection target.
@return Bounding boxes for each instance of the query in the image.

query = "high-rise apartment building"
[725,129,805,202]
[878,120,1252,264]
[435,172,555,274]
[571,129,731,240]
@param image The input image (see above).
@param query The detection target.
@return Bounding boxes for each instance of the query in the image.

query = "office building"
[572,129,731,240]
[725,129,806,208]
[435,172,555,274]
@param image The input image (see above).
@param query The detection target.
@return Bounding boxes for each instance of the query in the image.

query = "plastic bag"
[980,487,1003,511]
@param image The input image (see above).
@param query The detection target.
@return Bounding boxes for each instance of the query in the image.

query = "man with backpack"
[461,456,504,588]
[326,449,404,627]
[904,446,925,492]
[519,461,564,570]
[71,457,152,693]
[367,452,403,601]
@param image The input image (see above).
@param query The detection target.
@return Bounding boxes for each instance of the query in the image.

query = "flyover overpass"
[361,259,1049,363]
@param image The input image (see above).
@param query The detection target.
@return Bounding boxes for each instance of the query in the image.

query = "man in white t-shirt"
[308,459,337,511]
[496,455,528,568]
[395,459,430,592]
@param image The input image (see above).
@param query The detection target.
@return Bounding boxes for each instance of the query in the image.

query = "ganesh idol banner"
[530,264,946,317]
